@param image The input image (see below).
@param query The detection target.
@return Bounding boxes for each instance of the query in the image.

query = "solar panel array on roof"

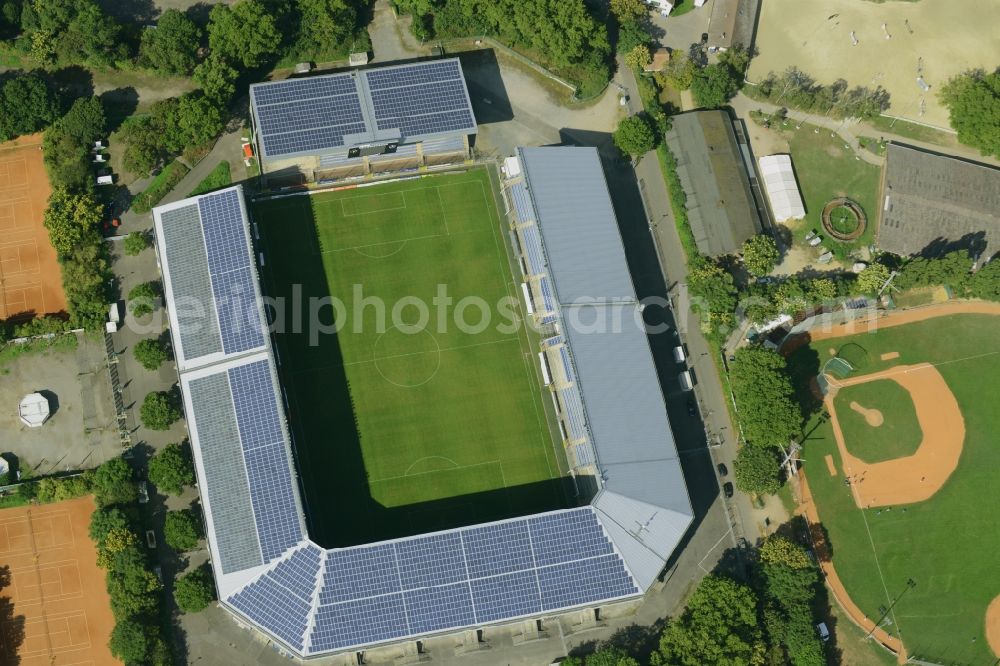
[284,507,638,653]
[250,59,476,161]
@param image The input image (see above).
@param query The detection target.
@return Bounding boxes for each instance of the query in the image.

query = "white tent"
[758,154,806,221]
[18,393,50,428]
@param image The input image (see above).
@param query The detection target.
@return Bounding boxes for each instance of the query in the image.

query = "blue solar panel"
[212,267,266,354]
[228,360,284,451]
[229,573,312,650]
[370,79,470,126]
[574,442,595,466]
[310,594,408,652]
[365,60,463,90]
[394,532,466,590]
[199,190,249,273]
[376,109,476,139]
[261,122,369,157]
[253,75,357,106]
[537,555,638,611]
[520,224,546,276]
[470,571,541,623]
[403,583,475,634]
[461,521,534,578]
[510,182,535,223]
[268,544,322,602]
[244,443,302,561]
[539,276,557,314]
[529,509,613,567]
[256,95,365,135]
[320,544,400,604]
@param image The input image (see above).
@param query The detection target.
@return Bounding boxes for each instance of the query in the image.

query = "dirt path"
[798,473,907,663]
[808,301,1000,341]
[826,363,964,508]
[986,595,1000,658]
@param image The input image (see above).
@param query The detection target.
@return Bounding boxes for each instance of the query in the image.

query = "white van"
[679,370,693,392]
[816,622,830,642]
[672,345,686,364]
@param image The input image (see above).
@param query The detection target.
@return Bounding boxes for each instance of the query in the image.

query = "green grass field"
[253,168,569,547]
[791,314,1000,662]
[833,379,923,464]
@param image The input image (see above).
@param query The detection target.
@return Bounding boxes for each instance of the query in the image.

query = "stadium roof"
[249,58,477,161]
[878,143,1000,259]
[152,183,654,657]
[516,146,694,587]
[759,154,805,221]
[665,111,762,256]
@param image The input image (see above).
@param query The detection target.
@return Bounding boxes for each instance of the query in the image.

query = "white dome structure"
[18,393,50,428]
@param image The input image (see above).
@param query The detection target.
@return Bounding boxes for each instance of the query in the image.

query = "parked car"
[145,530,157,549]
[723,482,734,498]
[138,480,149,504]
[717,463,729,477]
[687,399,698,416]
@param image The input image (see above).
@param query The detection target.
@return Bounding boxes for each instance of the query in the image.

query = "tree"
[609,0,646,20]
[623,44,651,71]
[89,507,130,545]
[855,262,891,295]
[616,19,649,55]
[691,63,741,109]
[653,575,766,666]
[939,69,1000,158]
[139,9,202,75]
[141,391,181,431]
[109,618,147,663]
[91,457,137,507]
[292,0,359,59]
[586,646,640,666]
[759,536,812,569]
[148,442,195,494]
[128,281,159,317]
[0,72,60,141]
[194,54,238,104]
[804,277,837,303]
[59,95,105,142]
[897,250,972,291]
[734,444,782,495]
[123,230,148,256]
[119,115,164,176]
[730,346,801,446]
[660,52,697,91]
[174,567,215,612]
[133,337,168,371]
[968,259,1000,301]
[43,189,102,256]
[174,92,225,149]
[687,259,738,333]
[757,537,825,665]
[164,509,202,551]
[207,1,282,69]
[614,115,656,157]
[742,235,780,277]
[60,239,112,328]
[42,97,105,192]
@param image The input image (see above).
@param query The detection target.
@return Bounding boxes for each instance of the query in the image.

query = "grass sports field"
[832,379,922,464]
[254,168,569,547]
[792,313,1000,662]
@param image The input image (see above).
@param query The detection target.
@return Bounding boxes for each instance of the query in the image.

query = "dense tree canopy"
[614,115,656,157]
[43,95,106,192]
[140,391,182,431]
[940,69,1000,159]
[856,262,891,295]
[139,9,202,76]
[90,457,137,507]
[174,567,215,613]
[730,346,801,447]
[21,0,125,67]
[292,0,359,58]
[60,239,112,328]
[133,337,168,371]
[42,189,102,256]
[742,235,780,277]
[757,537,826,665]
[164,509,202,551]
[653,575,766,666]
[734,443,782,495]
[687,259,738,334]
[0,72,60,141]
[896,250,973,291]
[691,62,742,109]
[148,442,195,495]
[208,0,282,69]
[194,54,239,105]
[109,618,147,663]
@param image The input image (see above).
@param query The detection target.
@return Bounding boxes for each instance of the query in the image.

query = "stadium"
[151,60,692,660]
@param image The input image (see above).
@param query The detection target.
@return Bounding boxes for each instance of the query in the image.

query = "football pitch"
[254,168,570,547]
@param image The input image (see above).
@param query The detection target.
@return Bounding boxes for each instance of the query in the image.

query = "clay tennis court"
[0,134,65,321]
[0,496,117,666]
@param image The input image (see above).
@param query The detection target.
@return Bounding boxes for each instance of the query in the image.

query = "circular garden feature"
[821,197,867,241]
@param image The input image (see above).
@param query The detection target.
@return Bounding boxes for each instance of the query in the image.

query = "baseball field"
[253,168,569,548]
[792,303,1000,662]
[749,0,1000,129]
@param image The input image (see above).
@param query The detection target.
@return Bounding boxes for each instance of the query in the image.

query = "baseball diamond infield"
[792,302,1000,662]
[0,496,118,665]
[0,134,66,321]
